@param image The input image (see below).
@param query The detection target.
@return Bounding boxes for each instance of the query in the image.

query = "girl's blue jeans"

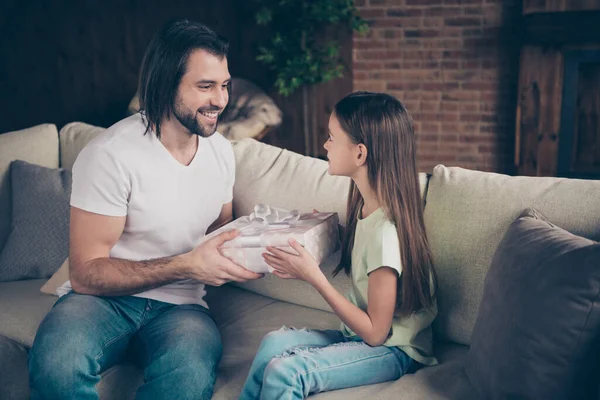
[239,327,415,400]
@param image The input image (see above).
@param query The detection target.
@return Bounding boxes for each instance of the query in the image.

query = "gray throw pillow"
[0,160,71,281]
[465,208,600,400]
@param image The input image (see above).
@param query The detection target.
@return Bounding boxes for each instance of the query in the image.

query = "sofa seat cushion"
[310,347,477,400]
[0,279,56,347]
[208,284,342,398]
[1,282,475,399]
[95,344,474,400]
[94,285,475,400]
[209,285,475,400]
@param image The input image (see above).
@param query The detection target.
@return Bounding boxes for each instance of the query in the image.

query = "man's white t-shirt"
[58,113,235,308]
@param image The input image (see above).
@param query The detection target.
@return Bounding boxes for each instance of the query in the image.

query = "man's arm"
[69,206,262,296]
[206,202,234,234]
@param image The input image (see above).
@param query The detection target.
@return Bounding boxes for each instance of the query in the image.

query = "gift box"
[203,204,340,273]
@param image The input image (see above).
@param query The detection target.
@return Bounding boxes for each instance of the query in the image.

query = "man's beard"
[173,101,220,138]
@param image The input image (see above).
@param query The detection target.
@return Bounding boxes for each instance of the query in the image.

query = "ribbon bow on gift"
[234,204,301,236]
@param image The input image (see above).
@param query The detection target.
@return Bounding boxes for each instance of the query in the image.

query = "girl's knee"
[255,327,325,370]
[264,356,293,381]
[259,327,301,353]
[262,355,307,394]
[264,327,307,343]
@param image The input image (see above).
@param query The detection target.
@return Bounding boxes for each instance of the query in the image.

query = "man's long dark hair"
[138,20,229,138]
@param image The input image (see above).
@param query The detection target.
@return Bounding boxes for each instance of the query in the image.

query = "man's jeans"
[28,292,222,400]
[239,327,415,400]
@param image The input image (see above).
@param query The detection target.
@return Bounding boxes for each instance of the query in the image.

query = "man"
[28,20,262,400]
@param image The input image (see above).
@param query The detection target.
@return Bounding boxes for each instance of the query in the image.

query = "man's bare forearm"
[70,254,191,297]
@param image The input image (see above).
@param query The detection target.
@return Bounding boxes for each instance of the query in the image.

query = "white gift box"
[203,204,340,273]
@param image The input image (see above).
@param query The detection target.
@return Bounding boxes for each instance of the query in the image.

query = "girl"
[239,91,438,400]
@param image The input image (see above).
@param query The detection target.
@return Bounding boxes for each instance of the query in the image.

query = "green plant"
[254,0,369,97]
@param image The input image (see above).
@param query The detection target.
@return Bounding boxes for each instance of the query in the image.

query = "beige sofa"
[1,122,600,399]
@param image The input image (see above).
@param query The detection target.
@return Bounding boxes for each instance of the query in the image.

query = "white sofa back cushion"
[230,138,352,311]
[425,165,600,346]
[59,122,106,170]
[231,138,352,222]
[0,124,59,251]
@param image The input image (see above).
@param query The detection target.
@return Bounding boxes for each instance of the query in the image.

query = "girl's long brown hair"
[332,92,436,316]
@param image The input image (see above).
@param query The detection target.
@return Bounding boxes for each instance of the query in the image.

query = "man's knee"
[28,343,93,398]
[160,335,222,375]
[186,361,219,397]
[141,346,220,400]
[29,308,103,397]
[144,331,222,386]
[29,346,77,379]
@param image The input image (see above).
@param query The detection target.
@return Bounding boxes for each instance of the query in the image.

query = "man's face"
[173,49,230,137]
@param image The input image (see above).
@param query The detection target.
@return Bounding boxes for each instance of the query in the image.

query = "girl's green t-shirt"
[340,208,438,366]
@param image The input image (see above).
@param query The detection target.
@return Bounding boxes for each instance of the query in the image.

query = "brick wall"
[353,0,522,173]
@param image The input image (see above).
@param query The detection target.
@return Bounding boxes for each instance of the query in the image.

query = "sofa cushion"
[309,351,477,400]
[105,285,475,400]
[59,122,105,170]
[0,280,475,400]
[231,138,351,222]
[466,208,600,400]
[208,284,475,400]
[0,124,59,253]
[92,344,475,400]
[0,279,56,347]
[424,165,600,345]
[0,161,71,281]
[231,138,430,224]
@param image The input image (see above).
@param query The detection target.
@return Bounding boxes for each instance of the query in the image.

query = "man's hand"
[185,230,263,286]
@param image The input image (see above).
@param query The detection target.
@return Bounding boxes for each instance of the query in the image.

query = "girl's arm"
[263,239,397,347]
[313,266,397,346]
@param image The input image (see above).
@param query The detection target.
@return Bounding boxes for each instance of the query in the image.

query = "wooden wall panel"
[515,46,563,176]
[0,0,235,132]
[572,63,600,173]
[0,0,352,157]
[523,0,600,14]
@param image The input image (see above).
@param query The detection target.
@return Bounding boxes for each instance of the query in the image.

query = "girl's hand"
[263,239,325,286]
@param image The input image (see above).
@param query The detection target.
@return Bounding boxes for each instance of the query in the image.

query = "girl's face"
[323,113,361,177]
